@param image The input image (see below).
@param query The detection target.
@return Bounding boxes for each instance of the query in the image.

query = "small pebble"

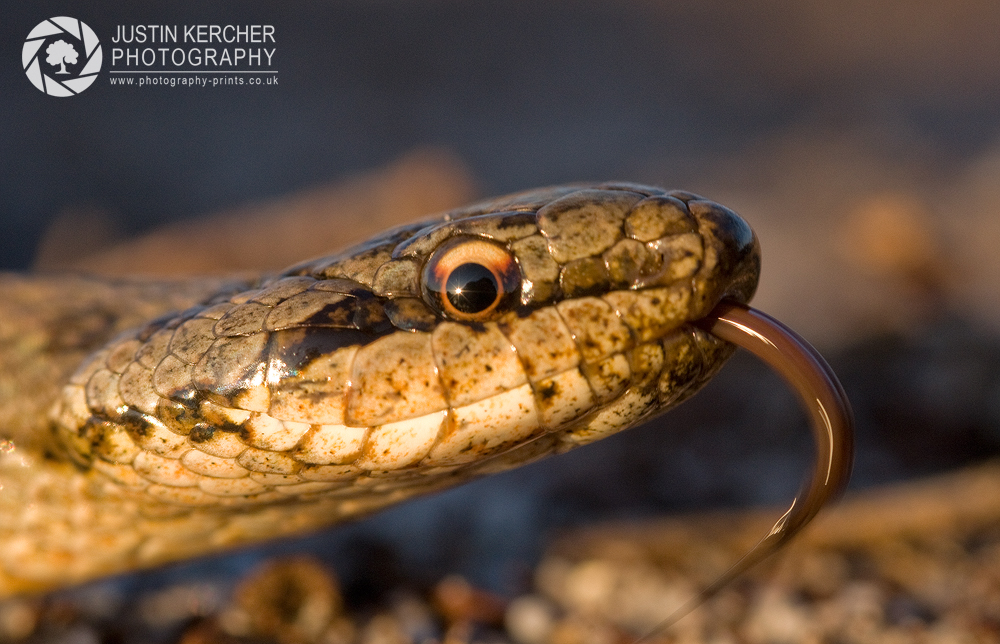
[561,560,617,616]
[742,589,813,644]
[0,598,39,640]
[505,595,557,644]
[46,625,101,644]
[390,591,438,643]
[361,613,410,644]
[178,618,242,644]
[433,575,507,626]
[139,582,222,628]
[233,556,343,644]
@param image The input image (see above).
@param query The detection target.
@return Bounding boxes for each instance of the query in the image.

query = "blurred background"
[4,0,1000,640]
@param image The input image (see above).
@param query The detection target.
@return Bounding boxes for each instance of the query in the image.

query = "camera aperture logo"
[23,17,103,96]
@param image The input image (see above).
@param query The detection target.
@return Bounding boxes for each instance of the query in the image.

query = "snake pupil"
[445,263,499,314]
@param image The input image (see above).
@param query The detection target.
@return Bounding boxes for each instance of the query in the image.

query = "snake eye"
[446,263,499,314]
[423,237,521,321]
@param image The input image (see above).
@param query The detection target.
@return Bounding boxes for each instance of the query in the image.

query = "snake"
[0,183,853,601]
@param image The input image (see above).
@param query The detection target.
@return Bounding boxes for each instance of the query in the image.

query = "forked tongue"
[636,300,854,641]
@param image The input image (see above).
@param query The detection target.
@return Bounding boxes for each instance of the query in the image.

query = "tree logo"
[23,17,102,97]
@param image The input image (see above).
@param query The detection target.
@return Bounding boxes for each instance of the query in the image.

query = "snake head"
[53,184,762,536]
[377,183,761,456]
[278,183,764,459]
[34,183,851,595]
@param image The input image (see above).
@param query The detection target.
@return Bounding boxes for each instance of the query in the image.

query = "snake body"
[0,183,760,595]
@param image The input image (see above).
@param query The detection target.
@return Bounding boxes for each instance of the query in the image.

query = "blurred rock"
[527,461,1000,643]
[231,556,344,644]
[360,613,410,644]
[31,206,122,274]
[433,575,507,627]
[505,595,557,644]
[139,583,222,629]
[0,598,40,641]
[839,191,949,298]
[178,618,243,644]
[386,592,437,644]
[35,148,477,276]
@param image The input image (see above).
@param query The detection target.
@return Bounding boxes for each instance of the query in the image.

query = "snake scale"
[0,183,849,600]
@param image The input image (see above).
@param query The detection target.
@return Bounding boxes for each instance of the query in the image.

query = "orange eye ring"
[422,237,521,321]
